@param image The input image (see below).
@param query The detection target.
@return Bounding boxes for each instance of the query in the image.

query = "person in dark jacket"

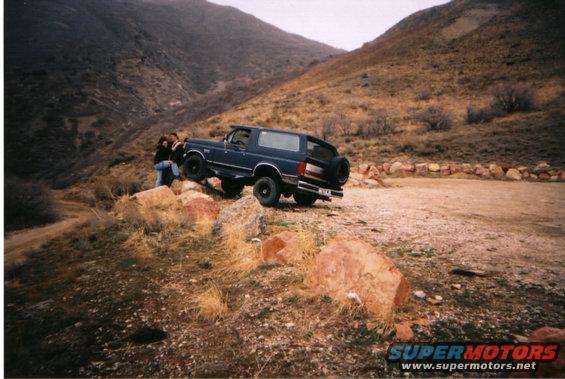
[169,132,184,166]
[154,136,179,187]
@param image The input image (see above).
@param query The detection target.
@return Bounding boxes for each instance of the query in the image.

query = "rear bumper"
[297,180,343,199]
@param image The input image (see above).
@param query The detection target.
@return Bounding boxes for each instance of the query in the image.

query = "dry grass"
[215,224,262,279]
[194,284,229,321]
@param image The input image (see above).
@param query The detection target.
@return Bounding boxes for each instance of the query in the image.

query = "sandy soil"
[274,178,565,289]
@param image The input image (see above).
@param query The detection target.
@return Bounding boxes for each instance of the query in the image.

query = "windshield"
[307,140,335,162]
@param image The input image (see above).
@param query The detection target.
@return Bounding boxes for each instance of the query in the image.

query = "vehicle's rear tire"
[293,192,317,206]
[253,177,281,207]
[184,155,207,181]
[221,179,244,198]
[328,156,350,185]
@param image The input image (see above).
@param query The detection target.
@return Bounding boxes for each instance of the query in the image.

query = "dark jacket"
[170,141,184,165]
[154,146,170,164]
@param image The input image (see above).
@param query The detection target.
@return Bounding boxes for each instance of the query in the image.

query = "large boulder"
[261,231,303,265]
[213,195,266,239]
[184,198,220,222]
[131,186,177,208]
[181,180,205,193]
[505,168,522,181]
[306,235,410,317]
[489,164,504,178]
[178,190,212,206]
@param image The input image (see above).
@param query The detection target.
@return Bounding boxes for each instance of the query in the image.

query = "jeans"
[154,161,179,187]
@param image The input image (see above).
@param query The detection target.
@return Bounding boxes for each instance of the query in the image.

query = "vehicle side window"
[307,140,335,161]
[258,131,300,152]
[229,129,251,146]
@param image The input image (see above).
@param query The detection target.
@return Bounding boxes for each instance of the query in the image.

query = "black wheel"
[183,155,207,181]
[293,192,317,206]
[253,177,281,206]
[328,156,350,185]
[221,179,244,198]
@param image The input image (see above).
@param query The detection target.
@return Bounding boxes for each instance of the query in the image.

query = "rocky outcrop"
[131,186,177,208]
[178,190,212,206]
[184,198,220,222]
[213,195,266,239]
[306,235,410,317]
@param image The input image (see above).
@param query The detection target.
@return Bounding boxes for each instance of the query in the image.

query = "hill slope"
[4,0,340,184]
[192,0,564,167]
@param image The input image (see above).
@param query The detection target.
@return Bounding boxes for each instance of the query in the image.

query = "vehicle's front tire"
[253,177,281,206]
[184,155,207,181]
[293,192,317,206]
[221,179,244,198]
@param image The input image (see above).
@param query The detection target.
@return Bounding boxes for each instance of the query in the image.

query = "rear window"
[258,131,300,152]
[307,140,335,161]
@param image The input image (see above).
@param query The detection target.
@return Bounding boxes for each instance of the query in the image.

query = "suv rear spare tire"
[253,177,281,206]
[328,156,350,185]
[184,155,207,181]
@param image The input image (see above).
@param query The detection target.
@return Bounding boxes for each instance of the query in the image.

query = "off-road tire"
[253,177,281,206]
[293,192,317,206]
[184,155,207,181]
[328,156,350,185]
[221,179,245,198]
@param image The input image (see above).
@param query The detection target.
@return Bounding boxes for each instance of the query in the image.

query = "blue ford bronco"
[183,125,350,206]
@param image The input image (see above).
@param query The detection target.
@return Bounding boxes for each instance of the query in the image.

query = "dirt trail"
[273,178,565,289]
[4,197,106,270]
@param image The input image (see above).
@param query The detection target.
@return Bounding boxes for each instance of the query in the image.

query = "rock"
[358,163,371,175]
[533,161,550,174]
[440,165,451,176]
[559,170,565,181]
[382,162,391,174]
[427,295,443,305]
[413,290,426,300]
[500,163,512,172]
[474,164,491,178]
[538,172,551,181]
[363,178,383,188]
[184,198,220,222]
[505,168,522,181]
[450,164,461,174]
[366,166,380,179]
[528,327,565,377]
[213,195,266,239]
[395,322,414,341]
[461,163,473,174]
[428,163,440,172]
[206,177,222,190]
[389,162,404,174]
[415,163,428,176]
[550,175,559,182]
[522,171,530,179]
[261,231,303,265]
[517,166,529,173]
[489,164,504,178]
[530,173,538,180]
[451,283,462,290]
[131,186,177,208]
[178,190,212,206]
[181,180,205,193]
[306,235,410,317]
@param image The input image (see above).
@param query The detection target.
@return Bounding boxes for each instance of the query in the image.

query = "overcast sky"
[209,0,450,51]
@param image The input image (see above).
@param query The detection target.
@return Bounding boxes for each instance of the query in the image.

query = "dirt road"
[4,198,105,270]
[274,177,565,289]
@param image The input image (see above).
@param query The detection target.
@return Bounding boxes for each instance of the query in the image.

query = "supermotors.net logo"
[386,342,560,372]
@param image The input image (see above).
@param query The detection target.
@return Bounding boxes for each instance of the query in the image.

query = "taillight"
[297,161,307,176]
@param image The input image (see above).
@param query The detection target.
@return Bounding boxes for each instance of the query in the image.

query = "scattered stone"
[131,186,177,208]
[461,163,473,174]
[346,292,363,305]
[415,163,428,176]
[382,162,392,174]
[533,161,550,174]
[450,164,461,174]
[474,164,490,178]
[261,231,303,265]
[505,168,522,181]
[395,321,414,341]
[213,195,266,239]
[538,172,551,181]
[413,290,426,300]
[428,163,440,172]
[285,322,295,328]
[306,235,410,317]
[440,165,451,176]
[517,166,529,173]
[451,283,462,290]
[358,163,370,175]
[489,164,504,178]
[389,162,405,174]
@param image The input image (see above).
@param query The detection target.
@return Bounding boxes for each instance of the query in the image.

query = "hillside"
[186,0,564,168]
[4,0,340,185]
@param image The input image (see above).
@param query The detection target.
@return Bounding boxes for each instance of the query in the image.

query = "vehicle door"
[218,127,253,172]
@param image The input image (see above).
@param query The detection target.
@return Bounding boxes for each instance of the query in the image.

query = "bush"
[415,107,453,131]
[5,177,58,231]
[466,106,495,124]
[490,84,534,113]
[93,176,142,202]
[356,111,397,137]
[415,89,432,101]
[316,113,352,140]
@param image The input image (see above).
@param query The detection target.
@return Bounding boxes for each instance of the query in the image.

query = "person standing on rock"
[154,136,179,187]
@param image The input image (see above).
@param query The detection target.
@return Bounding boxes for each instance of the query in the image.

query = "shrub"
[93,176,142,202]
[415,89,432,101]
[356,111,397,137]
[490,84,534,113]
[5,177,58,231]
[415,107,453,131]
[466,106,495,124]
[317,113,352,139]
